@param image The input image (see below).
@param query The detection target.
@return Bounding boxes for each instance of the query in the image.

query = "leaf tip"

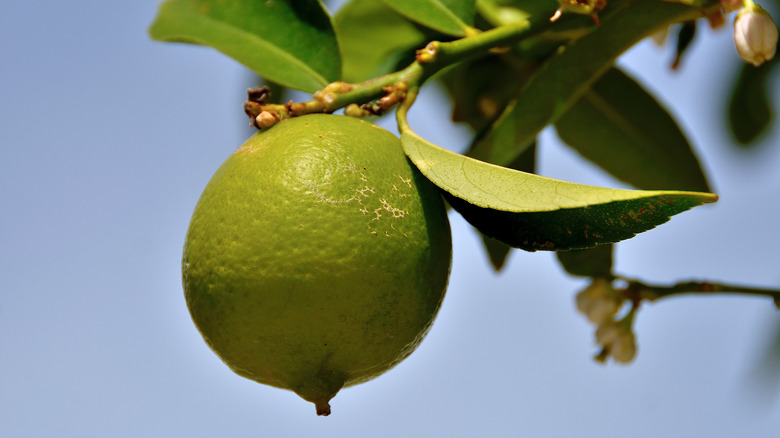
[700,192,719,205]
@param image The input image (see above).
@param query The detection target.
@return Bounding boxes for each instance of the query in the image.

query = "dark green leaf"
[556,245,613,277]
[728,57,777,145]
[149,0,341,93]
[745,318,780,397]
[471,0,711,166]
[381,0,475,36]
[476,0,556,26]
[481,235,514,271]
[398,119,718,251]
[438,55,532,135]
[556,67,710,192]
[671,21,697,70]
[335,0,428,83]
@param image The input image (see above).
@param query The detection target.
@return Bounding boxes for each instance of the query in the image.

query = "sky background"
[2,1,780,437]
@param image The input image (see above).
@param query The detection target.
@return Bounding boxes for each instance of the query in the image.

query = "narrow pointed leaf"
[149,0,341,93]
[482,236,513,271]
[381,0,475,36]
[746,318,780,396]
[556,67,710,192]
[399,122,717,251]
[335,0,428,83]
[471,0,715,166]
[728,57,777,145]
[670,20,697,70]
[402,128,716,212]
[443,184,715,251]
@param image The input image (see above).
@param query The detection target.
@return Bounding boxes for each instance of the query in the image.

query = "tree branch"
[244,8,590,128]
[243,0,723,129]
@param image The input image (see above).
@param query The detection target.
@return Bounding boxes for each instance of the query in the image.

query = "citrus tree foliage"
[150,0,780,365]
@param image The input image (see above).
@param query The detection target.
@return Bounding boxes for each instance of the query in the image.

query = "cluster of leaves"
[148,0,775,277]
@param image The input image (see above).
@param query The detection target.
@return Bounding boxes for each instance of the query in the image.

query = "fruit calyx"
[314,400,331,416]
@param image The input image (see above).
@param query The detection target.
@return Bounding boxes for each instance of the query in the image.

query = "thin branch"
[620,278,780,307]
[243,0,723,129]
[244,9,590,128]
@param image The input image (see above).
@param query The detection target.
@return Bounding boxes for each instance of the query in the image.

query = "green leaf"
[398,120,718,251]
[401,128,716,213]
[476,0,556,26]
[556,244,613,278]
[335,0,429,83]
[471,0,710,166]
[746,317,780,396]
[149,0,341,93]
[728,57,777,145]
[438,55,530,134]
[481,235,514,271]
[555,67,710,192]
[670,21,697,70]
[478,144,536,271]
[381,0,475,36]
[443,187,716,251]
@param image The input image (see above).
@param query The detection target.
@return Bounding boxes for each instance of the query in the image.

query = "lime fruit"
[182,114,452,415]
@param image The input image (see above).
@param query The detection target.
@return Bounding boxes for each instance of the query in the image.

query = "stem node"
[416,42,440,63]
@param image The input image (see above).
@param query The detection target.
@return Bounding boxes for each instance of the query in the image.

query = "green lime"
[182,114,452,415]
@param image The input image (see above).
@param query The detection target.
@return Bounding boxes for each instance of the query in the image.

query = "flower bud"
[594,321,621,346]
[255,111,280,129]
[594,320,637,364]
[610,331,637,364]
[734,5,779,66]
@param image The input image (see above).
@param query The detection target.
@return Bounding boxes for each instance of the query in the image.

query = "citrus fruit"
[182,114,452,415]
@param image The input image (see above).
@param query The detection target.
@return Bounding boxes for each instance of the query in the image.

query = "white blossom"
[595,320,637,364]
[575,278,622,324]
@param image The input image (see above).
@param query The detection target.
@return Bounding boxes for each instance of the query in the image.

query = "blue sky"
[2,1,780,437]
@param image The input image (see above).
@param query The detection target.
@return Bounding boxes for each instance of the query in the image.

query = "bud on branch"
[733,2,778,66]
